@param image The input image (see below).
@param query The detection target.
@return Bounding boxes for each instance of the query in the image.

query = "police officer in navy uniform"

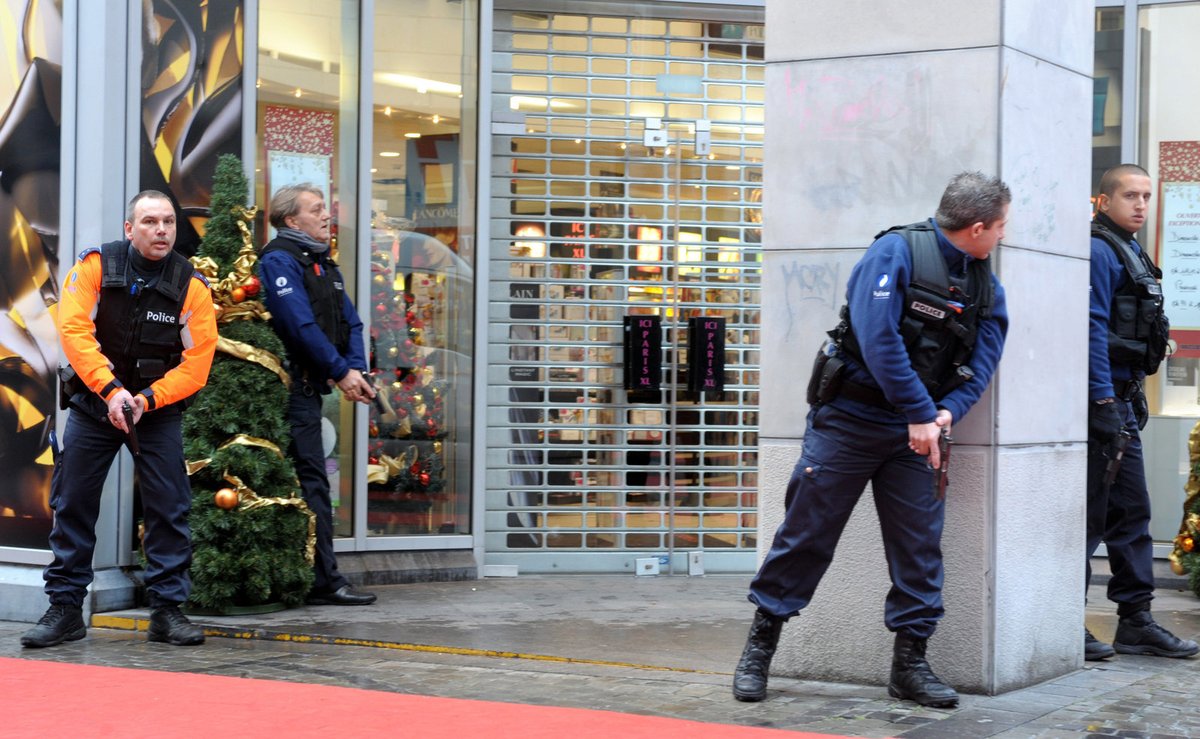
[1084,164,1198,661]
[260,183,377,606]
[22,190,218,648]
[733,172,1011,706]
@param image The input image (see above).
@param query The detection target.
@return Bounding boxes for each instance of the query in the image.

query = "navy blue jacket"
[1088,218,1141,401]
[260,242,368,387]
[831,218,1009,426]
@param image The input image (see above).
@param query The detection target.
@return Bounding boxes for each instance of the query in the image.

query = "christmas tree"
[1169,422,1200,597]
[180,153,314,611]
[365,240,449,533]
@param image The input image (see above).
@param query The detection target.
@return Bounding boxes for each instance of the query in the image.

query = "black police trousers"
[44,406,192,607]
[1085,397,1155,609]
[749,403,946,639]
[286,386,349,594]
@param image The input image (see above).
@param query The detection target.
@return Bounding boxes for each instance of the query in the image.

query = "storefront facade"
[0,0,765,617]
[1092,0,1200,553]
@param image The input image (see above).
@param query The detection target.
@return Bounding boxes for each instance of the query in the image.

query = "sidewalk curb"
[90,614,727,676]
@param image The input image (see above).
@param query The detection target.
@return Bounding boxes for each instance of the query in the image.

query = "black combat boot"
[888,633,959,708]
[20,604,87,648]
[1113,610,1199,658]
[147,605,205,646]
[1084,628,1115,661]
[732,609,784,702]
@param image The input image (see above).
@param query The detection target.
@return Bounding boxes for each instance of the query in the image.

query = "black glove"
[1088,399,1123,442]
[1131,390,1149,430]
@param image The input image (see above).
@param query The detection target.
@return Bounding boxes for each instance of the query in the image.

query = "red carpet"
[0,657,852,738]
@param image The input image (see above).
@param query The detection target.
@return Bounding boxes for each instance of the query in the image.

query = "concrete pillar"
[760,1,1093,693]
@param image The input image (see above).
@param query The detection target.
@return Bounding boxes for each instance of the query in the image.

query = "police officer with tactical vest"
[733,172,1011,707]
[1084,164,1198,661]
[260,183,378,606]
[22,190,218,648]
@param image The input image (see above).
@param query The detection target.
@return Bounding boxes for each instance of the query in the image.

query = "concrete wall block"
[757,440,804,564]
[992,444,1088,689]
[999,49,1094,258]
[995,248,1089,445]
[766,0,1000,64]
[764,51,1000,250]
[760,250,863,440]
[1003,0,1094,75]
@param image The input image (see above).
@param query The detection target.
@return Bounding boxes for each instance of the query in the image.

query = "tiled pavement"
[2,575,1199,738]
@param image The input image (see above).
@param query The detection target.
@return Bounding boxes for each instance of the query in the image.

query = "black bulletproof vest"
[92,241,193,389]
[260,237,352,363]
[1092,221,1169,375]
[840,222,994,400]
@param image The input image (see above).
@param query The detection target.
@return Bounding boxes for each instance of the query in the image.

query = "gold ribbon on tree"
[216,336,290,386]
[184,434,314,564]
[367,445,419,486]
[222,472,316,566]
[1168,422,1200,575]
[190,205,271,324]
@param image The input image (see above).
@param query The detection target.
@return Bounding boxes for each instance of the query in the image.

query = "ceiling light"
[293,88,302,98]
[404,132,421,139]
[374,72,462,96]
[379,151,401,157]
[432,114,440,125]
[384,106,392,116]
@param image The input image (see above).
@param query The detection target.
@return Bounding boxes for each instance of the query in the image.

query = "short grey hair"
[126,190,172,223]
[934,171,1011,231]
[269,183,325,229]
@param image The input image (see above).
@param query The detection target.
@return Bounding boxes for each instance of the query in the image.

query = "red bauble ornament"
[406,311,416,323]
[242,275,261,297]
[374,303,388,315]
[404,293,415,305]
[410,463,421,474]
[214,488,238,510]
[418,473,431,486]
[368,456,379,465]
[396,407,409,419]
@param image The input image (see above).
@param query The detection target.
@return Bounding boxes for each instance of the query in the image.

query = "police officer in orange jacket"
[21,190,218,648]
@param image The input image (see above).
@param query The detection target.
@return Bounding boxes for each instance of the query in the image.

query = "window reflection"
[256,0,361,537]
[366,0,478,536]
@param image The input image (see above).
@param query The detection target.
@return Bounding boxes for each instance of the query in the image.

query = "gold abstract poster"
[140,0,244,256]
[0,0,63,548]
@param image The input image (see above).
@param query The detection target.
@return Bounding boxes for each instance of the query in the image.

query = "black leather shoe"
[148,605,205,646]
[305,585,377,606]
[888,633,959,708]
[732,609,783,702]
[1085,628,1115,661]
[1113,611,1199,658]
[21,604,86,648]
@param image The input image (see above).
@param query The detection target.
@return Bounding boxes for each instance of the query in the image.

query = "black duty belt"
[836,380,897,413]
[1113,379,1142,401]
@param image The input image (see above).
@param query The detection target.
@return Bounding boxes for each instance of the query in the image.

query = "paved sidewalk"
[3,575,1200,738]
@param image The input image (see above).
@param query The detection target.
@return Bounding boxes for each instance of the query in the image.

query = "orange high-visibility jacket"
[58,249,218,410]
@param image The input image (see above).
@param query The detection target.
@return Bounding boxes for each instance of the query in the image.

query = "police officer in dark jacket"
[260,183,377,606]
[1084,164,1197,661]
[22,190,217,648]
[733,172,1011,706]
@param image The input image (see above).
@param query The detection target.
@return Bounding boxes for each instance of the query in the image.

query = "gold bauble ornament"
[1184,536,1196,553]
[214,488,239,510]
[1170,557,1186,576]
